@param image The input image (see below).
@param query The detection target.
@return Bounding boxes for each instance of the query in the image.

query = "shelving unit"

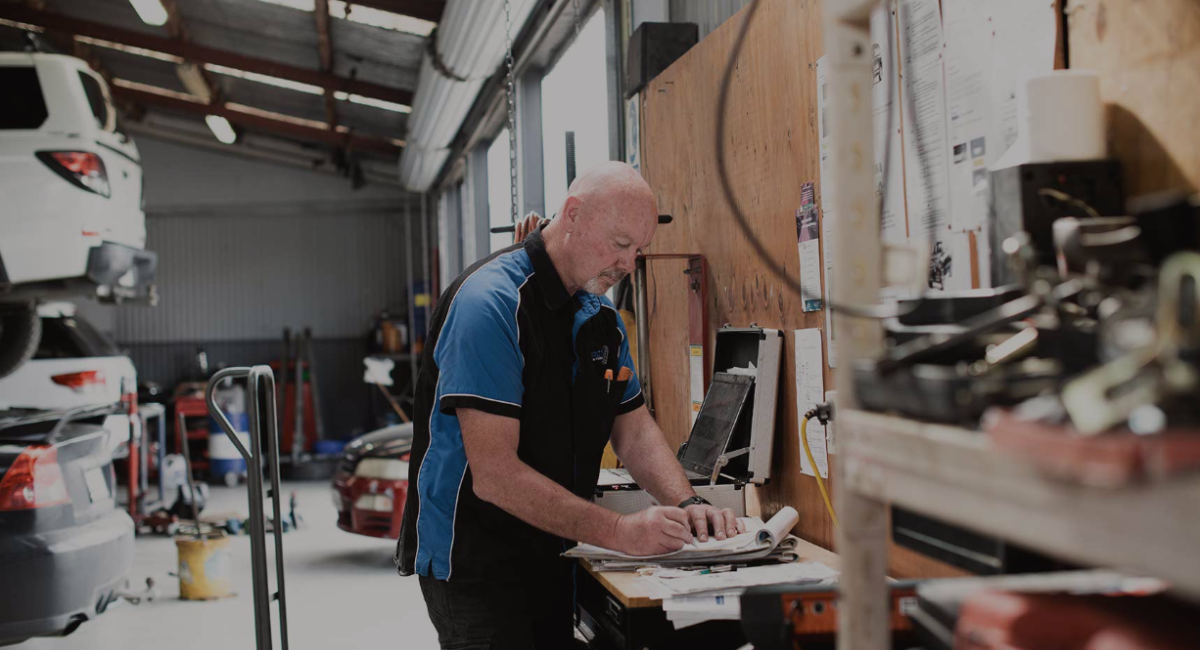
[819,3,1200,648]
[837,411,1200,609]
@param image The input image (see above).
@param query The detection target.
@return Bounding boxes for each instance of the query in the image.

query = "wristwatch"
[676,495,711,509]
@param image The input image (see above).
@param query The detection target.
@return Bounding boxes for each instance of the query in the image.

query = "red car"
[332,423,412,539]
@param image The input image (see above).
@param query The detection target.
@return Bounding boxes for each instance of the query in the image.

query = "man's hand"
[612,506,692,556]
[683,504,746,542]
[513,211,548,243]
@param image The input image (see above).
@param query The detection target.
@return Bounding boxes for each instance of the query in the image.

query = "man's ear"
[562,196,580,233]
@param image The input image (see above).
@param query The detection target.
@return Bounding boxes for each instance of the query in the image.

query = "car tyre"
[0,302,42,379]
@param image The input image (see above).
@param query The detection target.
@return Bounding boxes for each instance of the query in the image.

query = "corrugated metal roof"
[337,101,406,139]
[180,0,321,70]
[331,19,423,88]
[218,76,328,123]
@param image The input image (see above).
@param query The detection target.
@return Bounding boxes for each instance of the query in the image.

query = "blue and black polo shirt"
[397,226,644,582]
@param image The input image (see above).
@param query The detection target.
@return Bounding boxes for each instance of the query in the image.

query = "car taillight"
[35,150,111,198]
[52,370,107,394]
[0,446,70,511]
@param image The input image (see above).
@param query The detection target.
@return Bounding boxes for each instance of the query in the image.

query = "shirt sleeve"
[434,284,524,420]
[614,309,645,415]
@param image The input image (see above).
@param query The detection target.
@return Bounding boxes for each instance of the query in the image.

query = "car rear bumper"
[333,472,407,539]
[1,242,157,305]
[0,509,135,645]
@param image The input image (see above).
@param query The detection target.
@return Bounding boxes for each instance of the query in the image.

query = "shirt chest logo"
[591,345,610,365]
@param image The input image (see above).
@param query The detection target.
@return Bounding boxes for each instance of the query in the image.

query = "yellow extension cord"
[801,413,839,529]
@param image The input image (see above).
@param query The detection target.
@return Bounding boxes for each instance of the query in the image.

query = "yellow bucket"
[176,533,234,600]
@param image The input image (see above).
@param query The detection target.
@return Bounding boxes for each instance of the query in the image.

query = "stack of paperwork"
[565,507,802,568]
[645,562,839,629]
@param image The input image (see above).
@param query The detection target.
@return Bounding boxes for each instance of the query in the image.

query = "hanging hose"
[801,409,838,529]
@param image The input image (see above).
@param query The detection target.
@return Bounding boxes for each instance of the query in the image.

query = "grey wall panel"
[137,136,409,212]
[116,211,411,342]
[127,338,393,439]
[668,0,750,40]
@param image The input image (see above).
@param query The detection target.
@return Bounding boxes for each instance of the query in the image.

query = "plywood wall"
[1067,0,1200,194]
[638,0,964,578]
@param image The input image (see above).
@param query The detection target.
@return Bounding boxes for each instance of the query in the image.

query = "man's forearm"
[473,457,624,548]
[613,410,695,507]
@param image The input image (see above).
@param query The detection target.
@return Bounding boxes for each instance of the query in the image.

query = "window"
[540,9,611,215]
[78,71,110,131]
[36,316,121,359]
[0,67,49,129]
[487,129,514,253]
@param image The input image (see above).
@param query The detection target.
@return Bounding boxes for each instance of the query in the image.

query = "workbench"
[576,537,842,650]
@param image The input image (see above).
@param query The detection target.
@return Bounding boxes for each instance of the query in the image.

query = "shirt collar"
[524,226,573,311]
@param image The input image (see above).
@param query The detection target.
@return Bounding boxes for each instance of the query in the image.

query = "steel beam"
[111,86,402,156]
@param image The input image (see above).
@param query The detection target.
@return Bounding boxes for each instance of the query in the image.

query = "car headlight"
[354,458,409,480]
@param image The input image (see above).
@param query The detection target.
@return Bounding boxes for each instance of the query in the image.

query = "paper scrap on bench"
[795,329,828,478]
[642,561,839,600]
[565,507,799,562]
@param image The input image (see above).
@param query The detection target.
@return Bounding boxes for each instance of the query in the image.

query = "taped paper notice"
[797,182,823,312]
[794,329,828,479]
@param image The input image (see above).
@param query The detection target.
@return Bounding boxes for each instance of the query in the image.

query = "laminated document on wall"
[898,0,961,290]
[796,182,822,312]
[794,329,828,479]
[943,0,1058,286]
[815,56,837,368]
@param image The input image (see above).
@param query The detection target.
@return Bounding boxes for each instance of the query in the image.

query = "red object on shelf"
[956,590,1198,650]
[985,409,1200,487]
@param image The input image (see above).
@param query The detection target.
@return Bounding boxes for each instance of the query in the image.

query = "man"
[397,162,742,649]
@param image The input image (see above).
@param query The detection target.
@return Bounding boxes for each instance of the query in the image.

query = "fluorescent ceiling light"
[0,18,44,32]
[253,0,435,36]
[205,115,238,144]
[332,91,411,114]
[226,102,330,131]
[112,77,205,103]
[204,64,324,95]
[128,0,169,26]
[74,36,182,63]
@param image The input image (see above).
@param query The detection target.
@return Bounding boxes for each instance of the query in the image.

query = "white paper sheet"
[943,0,1058,247]
[794,329,828,478]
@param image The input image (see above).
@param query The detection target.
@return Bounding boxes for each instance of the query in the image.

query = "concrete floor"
[15,481,440,650]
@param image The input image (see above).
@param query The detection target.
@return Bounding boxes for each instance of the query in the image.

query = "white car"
[0,52,156,378]
[0,302,138,457]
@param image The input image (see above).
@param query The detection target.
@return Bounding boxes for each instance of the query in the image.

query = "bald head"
[543,161,659,295]
[566,161,657,222]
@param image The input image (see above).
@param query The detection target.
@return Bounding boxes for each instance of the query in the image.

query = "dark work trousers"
[417,560,576,650]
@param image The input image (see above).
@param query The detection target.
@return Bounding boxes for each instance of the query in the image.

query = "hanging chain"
[571,0,582,37]
[504,0,519,224]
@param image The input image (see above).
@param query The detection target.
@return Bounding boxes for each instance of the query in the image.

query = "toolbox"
[594,324,783,516]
